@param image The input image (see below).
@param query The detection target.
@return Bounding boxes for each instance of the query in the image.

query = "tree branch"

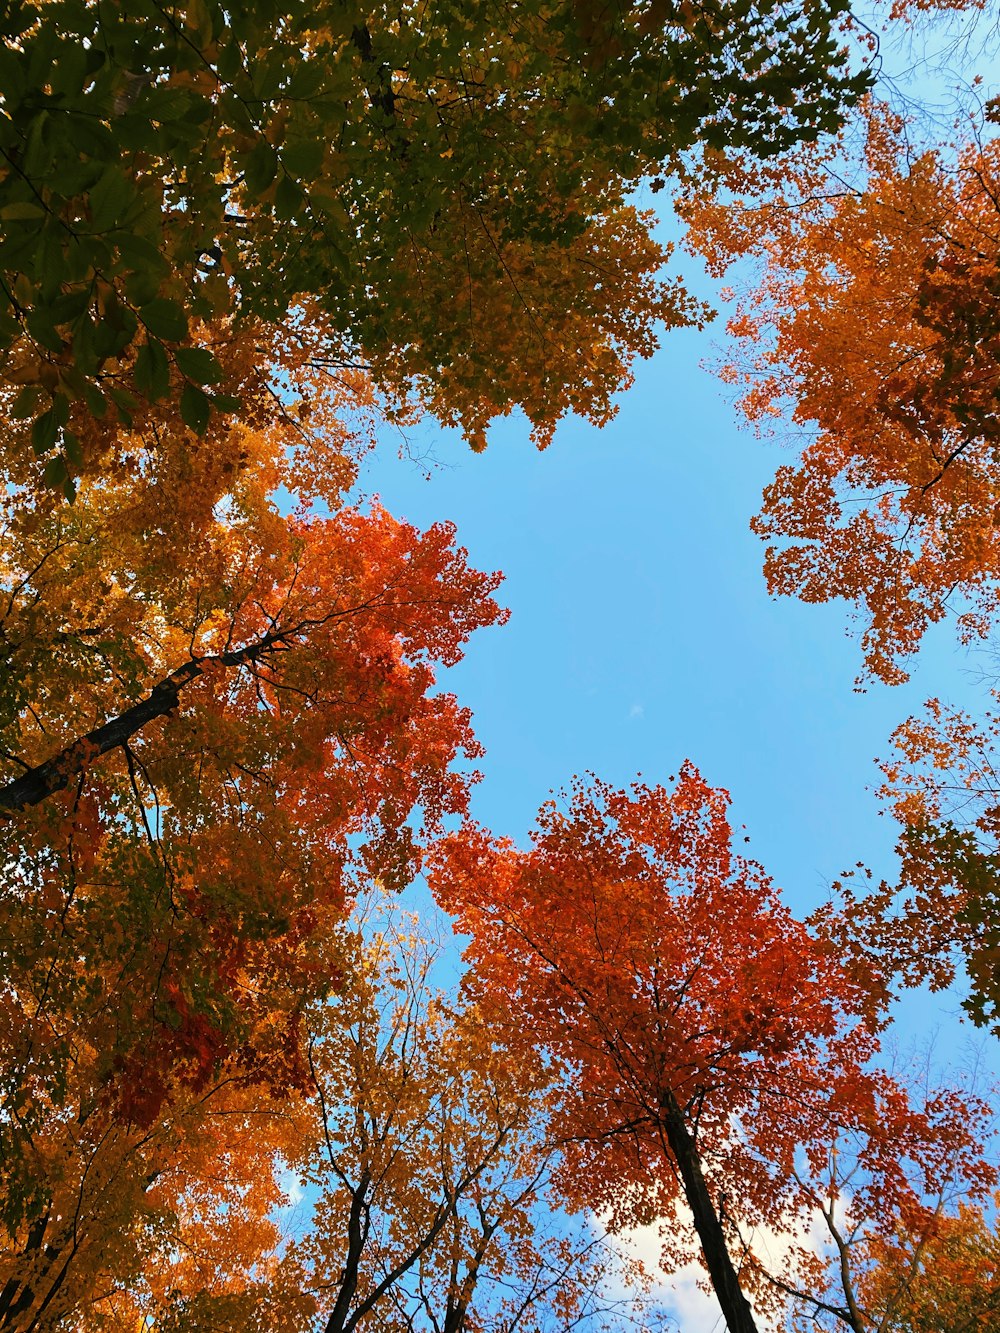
[0,621,306,814]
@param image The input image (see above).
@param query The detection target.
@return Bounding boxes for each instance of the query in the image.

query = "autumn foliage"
[684,101,1000,681]
[2,2,999,1331]
[431,767,996,1332]
[1,489,505,1099]
[812,694,1000,1034]
[0,363,512,1325]
[860,1199,1000,1333]
[0,0,868,478]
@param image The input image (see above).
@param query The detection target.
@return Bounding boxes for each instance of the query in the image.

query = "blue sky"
[348,8,1000,974]
[348,219,999,1330]
[356,230,989,996]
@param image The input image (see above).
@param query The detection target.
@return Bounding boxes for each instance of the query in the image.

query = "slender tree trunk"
[0,1210,48,1327]
[659,1089,760,1333]
[325,1171,371,1333]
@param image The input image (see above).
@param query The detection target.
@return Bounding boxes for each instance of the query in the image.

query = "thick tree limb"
[0,624,298,814]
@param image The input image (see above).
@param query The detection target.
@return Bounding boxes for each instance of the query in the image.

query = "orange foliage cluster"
[373,206,705,450]
[0,342,512,1323]
[862,1199,1000,1332]
[2,491,506,1104]
[684,105,1000,681]
[431,766,996,1328]
[821,696,1000,1028]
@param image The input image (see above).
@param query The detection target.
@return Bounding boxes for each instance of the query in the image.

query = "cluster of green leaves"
[0,0,868,489]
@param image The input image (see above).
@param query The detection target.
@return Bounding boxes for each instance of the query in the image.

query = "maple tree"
[0,4,989,1328]
[430,765,996,1333]
[272,907,657,1333]
[0,368,511,1328]
[0,1055,310,1332]
[858,1199,1000,1333]
[776,1080,997,1333]
[818,693,1000,1032]
[8,901,661,1333]
[0,0,871,476]
[681,86,1000,682]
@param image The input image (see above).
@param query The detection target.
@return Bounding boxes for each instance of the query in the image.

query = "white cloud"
[276,1164,306,1209]
[598,1201,831,1333]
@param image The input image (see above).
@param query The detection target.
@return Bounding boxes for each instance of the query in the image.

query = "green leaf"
[286,61,326,102]
[0,45,26,106]
[63,234,98,283]
[73,315,99,375]
[63,111,115,160]
[42,454,67,488]
[93,317,121,359]
[25,309,65,354]
[274,174,302,221]
[112,110,158,154]
[179,93,213,128]
[114,231,170,277]
[0,202,45,221]
[105,302,138,354]
[36,224,67,301]
[11,385,43,420]
[50,288,90,325]
[308,186,349,229]
[253,50,287,101]
[215,36,241,82]
[57,363,87,398]
[88,165,133,231]
[22,111,53,178]
[282,139,325,180]
[124,264,161,307]
[243,138,277,195]
[49,42,87,98]
[180,381,211,434]
[107,383,139,426]
[144,86,195,122]
[174,345,222,384]
[0,306,19,342]
[0,228,41,271]
[31,409,58,454]
[83,382,108,418]
[139,297,188,343]
[63,429,83,466]
[134,337,170,401]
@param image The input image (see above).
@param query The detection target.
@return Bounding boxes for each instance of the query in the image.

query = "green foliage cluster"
[0,0,867,482]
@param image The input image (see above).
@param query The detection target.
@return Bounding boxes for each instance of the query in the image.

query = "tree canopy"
[4,1,1000,1332]
[0,0,869,476]
[431,767,996,1333]
[683,101,1000,683]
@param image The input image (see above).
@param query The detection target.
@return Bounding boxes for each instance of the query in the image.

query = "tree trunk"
[659,1089,760,1333]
